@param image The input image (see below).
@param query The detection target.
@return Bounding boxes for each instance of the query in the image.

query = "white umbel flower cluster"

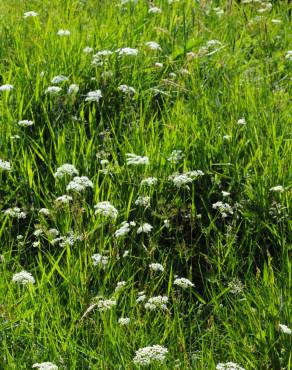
[149,263,164,272]
[115,280,126,292]
[145,41,161,51]
[94,201,118,219]
[118,85,136,95]
[55,195,73,204]
[0,84,13,91]
[126,153,149,165]
[173,277,194,288]
[12,270,35,285]
[68,84,79,94]
[54,164,78,178]
[279,324,291,335]
[135,196,150,208]
[144,296,168,311]
[4,207,26,219]
[137,223,153,234]
[115,221,136,237]
[57,29,70,36]
[91,253,108,269]
[133,345,168,366]
[117,47,138,56]
[212,201,234,218]
[118,317,130,326]
[32,362,58,370]
[270,185,284,193]
[66,176,93,192]
[140,177,158,186]
[0,159,11,171]
[51,75,68,84]
[24,11,38,18]
[18,120,34,127]
[85,90,102,102]
[167,149,184,163]
[148,6,162,14]
[216,362,246,370]
[45,86,62,94]
[96,298,117,312]
[169,170,204,188]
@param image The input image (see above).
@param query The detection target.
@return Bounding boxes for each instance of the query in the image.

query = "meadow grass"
[0,0,291,369]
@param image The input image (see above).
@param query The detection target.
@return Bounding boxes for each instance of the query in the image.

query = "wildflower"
[169,174,192,188]
[85,90,102,102]
[4,207,26,219]
[57,29,70,36]
[214,7,224,16]
[83,46,94,53]
[222,191,230,197]
[154,62,163,68]
[115,281,126,292]
[0,159,11,171]
[23,11,38,18]
[237,118,246,125]
[39,208,50,216]
[66,176,93,192]
[173,277,194,288]
[212,201,234,218]
[279,324,291,335]
[206,40,222,48]
[270,185,284,193]
[145,41,161,51]
[123,250,129,258]
[12,270,35,285]
[135,196,150,208]
[164,219,170,228]
[271,19,282,24]
[45,86,62,94]
[216,362,246,370]
[51,75,68,84]
[10,135,21,140]
[115,222,131,238]
[145,296,168,311]
[148,6,162,14]
[167,149,184,164]
[223,135,232,140]
[117,47,138,56]
[48,228,59,237]
[94,201,118,219]
[126,153,149,165]
[133,345,168,366]
[68,84,79,94]
[136,294,147,303]
[0,84,13,91]
[55,195,73,204]
[32,362,58,370]
[285,50,292,61]
[118,317,130,326]
[96,298,117,312]
[54,164,78,178]
[137,223,153,234]
[118,85,136,94]
[33,229,43,237]
[18,120,34,127]
[149,263,164,272]
[92,253,108,268]
[228,278,244,294]
[140,177,158,186]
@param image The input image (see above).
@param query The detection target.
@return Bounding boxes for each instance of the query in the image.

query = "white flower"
[45,86,62,94]
[154,62,163,68]
[237,118,246,125]
[285,50,292,61]
[136,294,147,303]
[135,196,150,208]
[51,75,68,84]
[94,201,118,219]
[173,277,194,288]
[123,250,129,258]
[92,253,108,268]
[149,263,164,272]
[271,19,282,24]
[164,219,170,228]
[18,120,34,127]
[167,149,184,163]
[0,84,13,91]
[140,177,158,186]
[270,185,284,193]
[223,135,232,140]
[222,191,230,197]
[32,362,58,370]
[23,11,38,18]
[145,41,161,51]
[48,228,59,237]
[85,90,102,102]
[137,223,153,234]
[212,201,233,217]
[279,324,291,335]
[117,47,138,56]
[118,317,130,326]
[216,362,246,370]
[169,174,192,188]
[145,295,168,311]
[4,207,26,219]
[96,298,117,312]
[68,84,79,94]
[115,281,126,292]
[118,85,136,94]
[0,159,11,171]
[12,270,35,285]
[148,6,162,14]
[66,176,93,192]
[55,195,73,204]
[133,345,168,366]
[57,29,70,36]
[206,39,222,48]
[115,222,131,238]
[126,153,149,165]
[54,164,78,178]
[83,46,94,53]
[39,208,50,216]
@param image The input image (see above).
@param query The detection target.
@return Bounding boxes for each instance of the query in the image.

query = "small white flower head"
[123,250,129,258]
[85,90,102,102]
[12,270,35,285]
[206,39,222,49]
[45,86,62,95]
[169,174,192,188]
[148,6,162,14]
[24,11,38,18]
[137,223,153,234]
[54,164,78,178]
[48,228,59,237]
[126,153,149,165]
[136,294,147,303]
[173,277,194,288]
[92,253,108,268]
[0,84,13,91]
[39,208,50,216]
[57,29,70,36]
[154,62,163,68]
[223,135,232,141]
[228,278,244,295]
[51,75,68,84]
[285,50,292,61]
[145,41,161,51]
[271,19,282,24]
[135,196,150,208]
[118,317,130,326]
[279,324,291,335]
[10,135,21,140]
[237,117,246,125]
[145,295,168,311]
[118,84,136,95]
[164,219,170,228]
[94,201,118,219]
[222,191,230,197]
[96,298,117,312]
[0,159,11,171]
[167,149,184,164]
[117,47,138,56]
[270,185,284,193]
[115,280,126,292]
[83,46,94,53]
[216,362,246,370]
[133,345,168,366]
[115,222,131,238]
[140,177,158,186]
[34,229,44,237]
[212,201,233,217]
[68,84,79,94]
[149,263,164,272]
[32,362,58,370]
[4,207,26,219]
[18,120,34,127]
[55,194,73,204]
[66,176,93,192]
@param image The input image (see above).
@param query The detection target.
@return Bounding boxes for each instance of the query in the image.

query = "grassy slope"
[0,0,291,369]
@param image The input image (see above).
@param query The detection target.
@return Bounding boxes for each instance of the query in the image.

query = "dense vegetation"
[0,0,291,369]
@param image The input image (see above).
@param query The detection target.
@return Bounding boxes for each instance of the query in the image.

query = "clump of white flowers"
[145,296,168,311]
[135,196,150,208]
[118,317,130,326]
[4,207,26,219]
[55,195,73,204]
[66,176,93,192]
[18,120,34,127]
[96,298,117,312]
[12,270,35,285]
[54,164,78,178]
[0,159,11,171]
[39,208,50,216]
[173,277,194,288]
[137,223,153,234]
[169,170,204,189]
[237,117,246,125]
[216,362,246,370]
[228,278,244,295]
[94,201,118,219]
[117,47,138,56]
[32,362,58,370]
[279,324,291,335]
[68,84,79,94]
[83,46,93,53]
[115,281,126,292]
[212,201,234,218]
[126,153,149,165]
[133,345,168,366]
[57,29,70,36]
[140,177,158,186]
[51,75,68,84]
[45,86,62,95]
[148,6,162,14]
[149,263,164,272]
[23,11,38,18]
[91,253,108,269]
[167,149,184,164]
[269,185,284,193]
[85,90,102,102]
[0,84,13,91]
[145,41,161,51]
[118,85,136,95]
[285,50,292,61]
[115,221,131,238]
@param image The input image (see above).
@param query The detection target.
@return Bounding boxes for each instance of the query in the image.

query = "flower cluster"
[133,345,168,366]
[12,270,35,285]
[144,295,168,311]
[94,201,118,219]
